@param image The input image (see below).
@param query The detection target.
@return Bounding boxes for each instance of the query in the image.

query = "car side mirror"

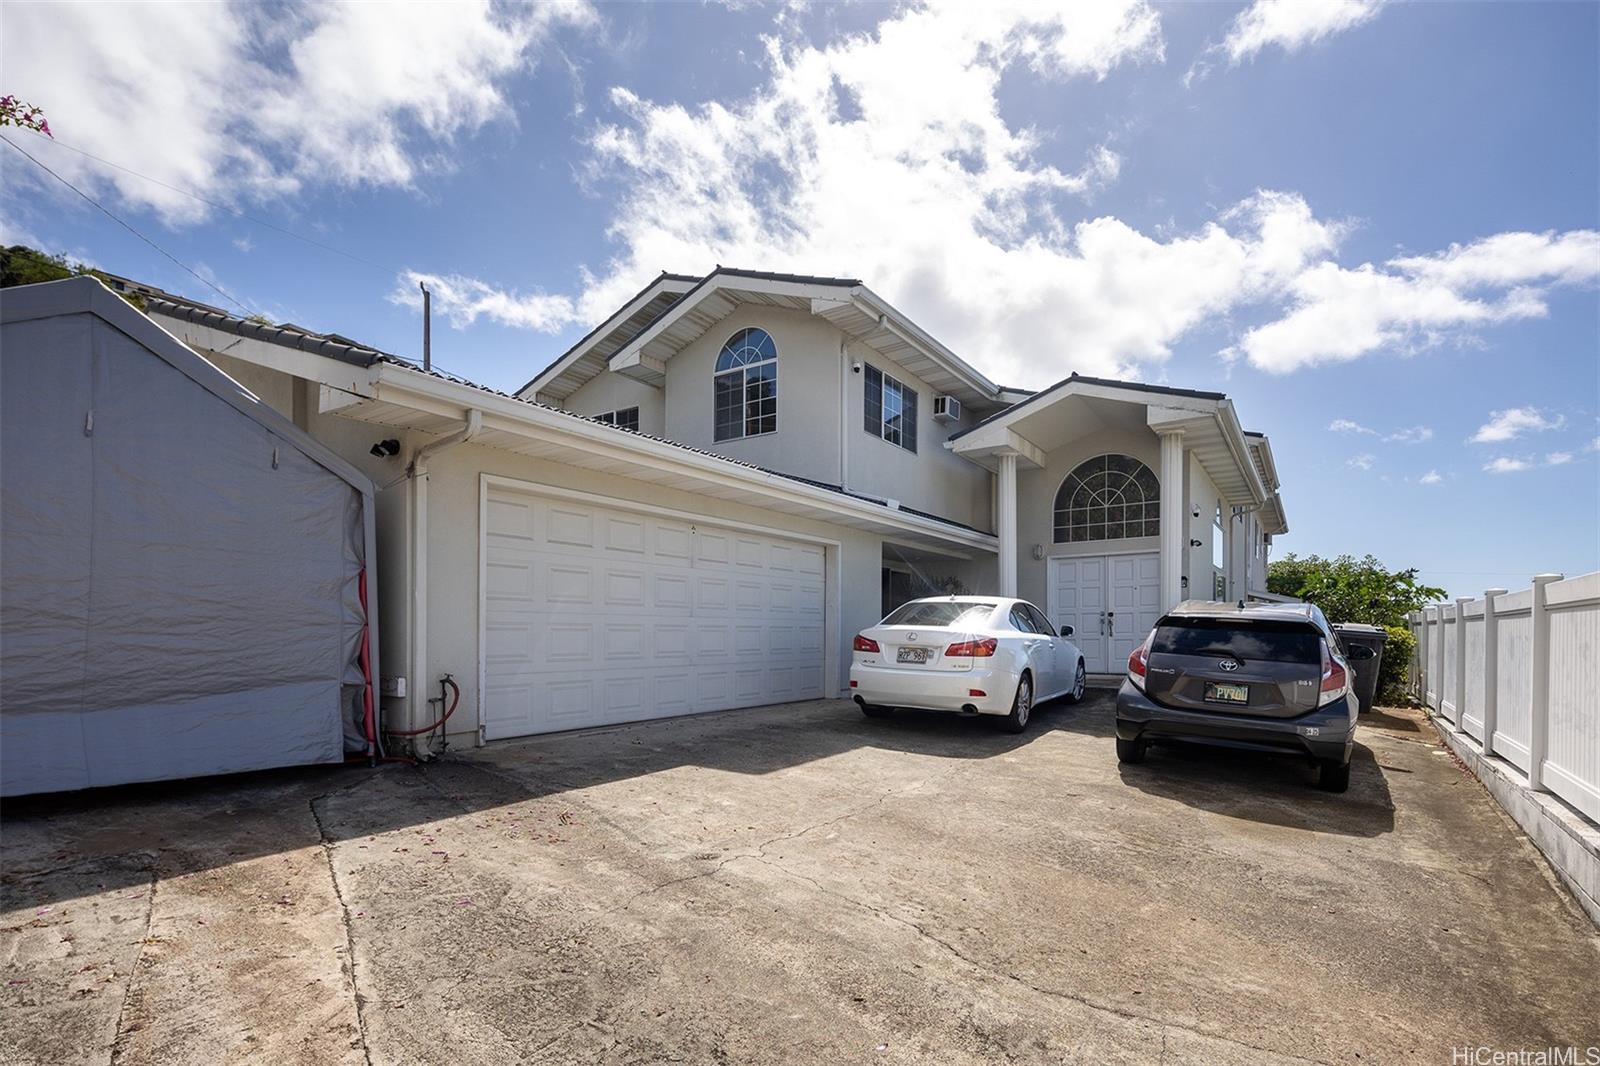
[1347,644,1376,661]
[1060,625,1073,637]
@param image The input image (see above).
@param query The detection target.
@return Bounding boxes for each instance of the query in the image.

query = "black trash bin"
[1333,623,1388,715]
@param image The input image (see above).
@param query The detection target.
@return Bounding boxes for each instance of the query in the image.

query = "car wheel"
[860,703,893,719]
[1000,673,1032,734]
[1317,759,1351,793]
[1115,737,1147,764]
[1066,659,1086,703]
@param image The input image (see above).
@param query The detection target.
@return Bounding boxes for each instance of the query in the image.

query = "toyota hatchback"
[1114,601,1373,791]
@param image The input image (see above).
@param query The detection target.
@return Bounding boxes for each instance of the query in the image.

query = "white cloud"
[1469,407,1565,443]
[1236,230,1599,373]
[1328,419,1431,444]
[1220,0,1386,64]
[0,1,594,224]
[1347,453,1376,471]
[1484,457,1533,474]
[1545,451,1574,466]
[1588,436,1600,453]
[1419,470,1443,485]
[390,270,576,332]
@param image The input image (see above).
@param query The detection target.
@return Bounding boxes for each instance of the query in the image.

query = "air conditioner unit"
[932,395,961,424]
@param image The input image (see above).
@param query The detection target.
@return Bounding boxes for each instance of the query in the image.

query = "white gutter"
[362,365,998,552]
[408,409,482,753]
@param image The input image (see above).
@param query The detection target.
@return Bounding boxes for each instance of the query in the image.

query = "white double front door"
[1046,552,1161,674]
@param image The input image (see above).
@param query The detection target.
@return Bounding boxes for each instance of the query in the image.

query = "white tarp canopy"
[1,278,378,796]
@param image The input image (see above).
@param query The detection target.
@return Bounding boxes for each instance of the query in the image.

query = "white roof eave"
[349,363,998,553]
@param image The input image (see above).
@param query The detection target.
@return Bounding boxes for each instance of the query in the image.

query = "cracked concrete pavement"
[3,694,1597,1064]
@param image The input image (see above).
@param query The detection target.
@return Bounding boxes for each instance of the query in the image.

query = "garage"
[481,481,827,739]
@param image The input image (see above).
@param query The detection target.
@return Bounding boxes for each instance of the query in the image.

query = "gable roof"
[949,373,1226,441]
[515,271,699,400]
[521,266,1005,412]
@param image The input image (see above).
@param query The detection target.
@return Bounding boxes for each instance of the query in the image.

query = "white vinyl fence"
[1411,572,1600,824]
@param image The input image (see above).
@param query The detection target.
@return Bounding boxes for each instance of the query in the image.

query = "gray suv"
[1114,601,1375,792]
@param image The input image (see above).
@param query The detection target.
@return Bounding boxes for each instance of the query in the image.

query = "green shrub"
[1376,624,1415,705]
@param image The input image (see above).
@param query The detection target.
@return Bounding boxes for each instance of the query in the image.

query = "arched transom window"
[1053,454,1161,543]
[713,327,777,441]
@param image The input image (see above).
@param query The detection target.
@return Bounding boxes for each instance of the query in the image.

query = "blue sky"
[4,0,1596,598]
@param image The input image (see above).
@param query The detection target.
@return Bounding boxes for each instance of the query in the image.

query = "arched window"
[1053,454,1161,543]
[713,328,777,441]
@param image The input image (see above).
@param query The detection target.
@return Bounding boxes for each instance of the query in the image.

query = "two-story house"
[129,267,1286,750]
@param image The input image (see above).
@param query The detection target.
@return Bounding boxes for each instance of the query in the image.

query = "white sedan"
[848,596,1086,733]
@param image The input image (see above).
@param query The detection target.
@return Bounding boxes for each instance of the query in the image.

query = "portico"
[947,374,1286,667]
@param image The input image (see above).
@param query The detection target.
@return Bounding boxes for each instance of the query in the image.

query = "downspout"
[839,338,850,490]
[406,409,482,755]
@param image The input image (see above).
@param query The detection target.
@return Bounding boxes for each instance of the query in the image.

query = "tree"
[1,245,146,309]
[1267,553,1445,703]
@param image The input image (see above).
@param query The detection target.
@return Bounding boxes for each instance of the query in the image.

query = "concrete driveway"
[4,693,1597,1065]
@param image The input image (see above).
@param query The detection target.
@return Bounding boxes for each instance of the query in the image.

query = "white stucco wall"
[543,302,999,532]
[561,370,665,436]
[1013,428,1163,609]
[663,304,846,487]
[842,346,993,532]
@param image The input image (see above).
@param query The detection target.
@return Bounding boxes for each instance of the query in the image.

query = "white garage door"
[481,486,827,740]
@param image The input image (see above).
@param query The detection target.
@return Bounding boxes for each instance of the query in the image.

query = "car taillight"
[945,637,997,657]
[1127,632,1153,690]
[1318,639,1346,707]
[853,634,880,653]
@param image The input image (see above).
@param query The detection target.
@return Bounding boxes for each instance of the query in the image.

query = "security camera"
[852,361,862,374]
[370,439,400,458]
[1191,507,1201,518]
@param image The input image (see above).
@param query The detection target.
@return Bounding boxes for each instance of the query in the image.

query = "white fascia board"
[608,275,865,371]
[517,275,694,400]
[147,311,379,401]
[1216,400,1268,503]
[852,286,1000,398]
[945,424,1046,468]
[366,364,998,552]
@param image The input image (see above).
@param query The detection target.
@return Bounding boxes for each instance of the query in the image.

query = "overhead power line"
[2,133,258,317]
[29,133,401,276]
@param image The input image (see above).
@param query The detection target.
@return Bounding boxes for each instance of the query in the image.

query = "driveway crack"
[748,853,1336,1066]
[309,790,375,1066]
[107,867,156,1066]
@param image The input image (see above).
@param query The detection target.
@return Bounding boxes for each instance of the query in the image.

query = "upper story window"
[713,328,777,441]
[593,407,639,432]
[1053,454,1160,543]
[863,364,918,452]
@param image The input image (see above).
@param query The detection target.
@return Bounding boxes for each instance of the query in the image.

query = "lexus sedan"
[1115,600,1374,791]
[849,596,1086,733]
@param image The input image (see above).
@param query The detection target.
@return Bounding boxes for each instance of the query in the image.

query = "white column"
[1528,572,1563,791]
[1225,509,1238,601]
[1481,587,1507,758]
[1415,609,1428,703]
[996,451,1018,598]
[1158,429,1185,611]
[1454,597,1471,728]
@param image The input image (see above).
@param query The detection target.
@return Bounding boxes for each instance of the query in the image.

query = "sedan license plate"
[1204,681,1249,705]
[896,647,929,664]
